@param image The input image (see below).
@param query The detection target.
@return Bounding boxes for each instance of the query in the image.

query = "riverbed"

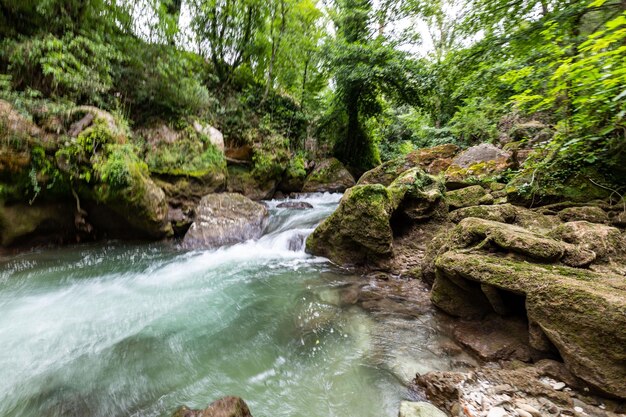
[0,193,467,417]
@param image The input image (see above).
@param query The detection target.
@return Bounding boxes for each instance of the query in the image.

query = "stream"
[0,193,468,417]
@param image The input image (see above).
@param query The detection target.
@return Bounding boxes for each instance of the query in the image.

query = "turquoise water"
[0,194,463,417]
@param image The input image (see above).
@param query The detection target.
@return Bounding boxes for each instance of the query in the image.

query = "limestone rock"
[446,185,493,210]
[306,184,394,265]
[0,202,75,247]
[399,401,447,417]
[193,120,225,152]
[302,158,355,193]
[449,204,518,224]
[452,144,510,168]
[558,206,608,223]
[358,144,460,186]
[432,251,626,398]
[173,396,253,417]
[183,193,269,249]
[549,221,626,262]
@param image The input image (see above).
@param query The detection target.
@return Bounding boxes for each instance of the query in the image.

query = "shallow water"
[0,193,465,417]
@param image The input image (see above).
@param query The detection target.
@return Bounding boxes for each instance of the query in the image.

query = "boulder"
[557,206,609,223]
[302,158,355,193]
[173,396,253,417]
[432,251,626,398]
[277,156,307,193]
[388,168,447,222]
[452,144,510,168]
[445,144,512,189]
[0,202,76,247]
[358,144,459,186]
[90,145,173,238]
[183,193,269,249]
[192,120,225,152]
[69,106,128,142]
[399,401,447,417]
[449,204,519,224]
[549,221,626,262]
[306,184,394,265]
[446,185,494,210]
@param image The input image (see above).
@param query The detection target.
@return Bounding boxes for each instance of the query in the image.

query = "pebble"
[515,409,533,417]
[487,407,509,417]
[574,406,584,413]
[552,382,566,391]
[517,403,541,417]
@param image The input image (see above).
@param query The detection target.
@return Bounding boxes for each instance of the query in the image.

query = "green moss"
[144,125,226,177]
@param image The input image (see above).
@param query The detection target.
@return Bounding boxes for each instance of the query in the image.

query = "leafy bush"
[448,97,501,145]
[115,45,215,121]
[96,144,148,189]
[2,34,120,104]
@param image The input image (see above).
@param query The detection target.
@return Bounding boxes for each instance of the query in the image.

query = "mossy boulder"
[306,184,394,265]
[358,143,459,186]
[433,250,626,398]
[302,158,355,193]
[139,122,227,188]
[557,206,609,223]
[90,144,172,238]
[445,144,512,189]
[227,165,277,200]
[277,154,307,193]
[549,221,626,262]
[449,204,519,224]
[446,185,494,210]
[388,168,447,222]
[183,193,269,249]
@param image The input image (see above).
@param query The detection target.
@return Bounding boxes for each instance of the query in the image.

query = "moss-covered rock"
[549,221,626,262]
[305,184,394,265]
[506,170,611,207]
[358,144,459,186]
[433,250,626,398]
[0,202,75,247]
[388,168,447,222]
[91,144,172,238]
[139,122,227,185]
[449,203,519,224]
[227,165,277,200]
[444,144,512,189]
[557,206,609,223]
[302,158,355,193]
[277,154,307,193]
[446,185,494,210]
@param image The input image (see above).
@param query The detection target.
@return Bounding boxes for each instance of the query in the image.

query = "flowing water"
[0,193,468,417]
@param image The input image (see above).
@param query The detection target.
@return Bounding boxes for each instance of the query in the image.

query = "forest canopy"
[0,0,624,185]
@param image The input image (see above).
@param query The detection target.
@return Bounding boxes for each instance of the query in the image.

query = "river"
[0,193,468,417]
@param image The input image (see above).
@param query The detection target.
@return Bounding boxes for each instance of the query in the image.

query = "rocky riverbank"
[305,143,626,416]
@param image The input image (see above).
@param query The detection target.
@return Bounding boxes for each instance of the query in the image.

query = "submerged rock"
[173,396,253,417]
[276,201,313,209]
[183,193,269,249]
[399,401,447,417]
[302,158,355,192]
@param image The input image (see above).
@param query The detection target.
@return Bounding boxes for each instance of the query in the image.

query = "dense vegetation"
[1,0,624,188]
